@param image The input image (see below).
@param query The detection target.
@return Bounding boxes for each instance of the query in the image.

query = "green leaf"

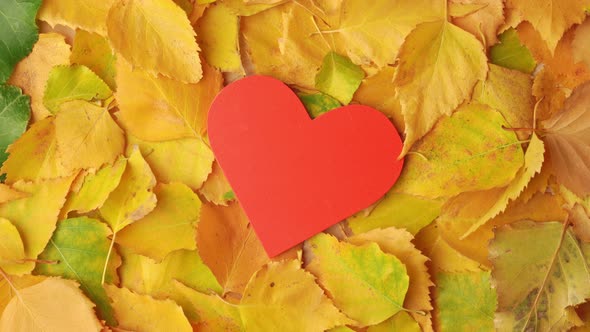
[43,64,113,113]
[347,192,442,235]
[34,217,121,326]
[0,84,30,177]
[0,0,42,83]
[315,52,365,105]
[490,221,590,331]
[305,233,409,326]
[490,28,536,74]
[298,93,341,119]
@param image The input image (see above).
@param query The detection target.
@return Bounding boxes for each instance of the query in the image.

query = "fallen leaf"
[8,33,70,122]
[0,218,25,265]
[315,52,365,105]
[0,175,75,275]
[490,221,590,331]
[127,134,214,191]
[347,192,442,236]
[43,65,112,113]
[104,284,192,332]
[0,274,45,314]
[34,217,121,326]
[571,204,590,243]
[541,81,590,197]
[38,0,115,36]
[107,0,203,83]
[54,100,124,172]
[348,228,434,331]
[239,259,353,331]
[573,17,590,69]
[0,184,28,204]
[298,92,342,119]
[116,182,201,261]
[489,28,536,73]
[0,277,102,331]
[99,148,157,233]
[504,0,588,53]
[115,58,222,141]
[173,280,244,331]
[393,102,524,198]
[450,0,504,46]
[118,248,222,300]
[199,161,235,205]
[70,30,117,89]
[0,85,31,170]
[367,312,421,332]
[0,0,41,83]
[435,271,497,332]
[305,232,409,326]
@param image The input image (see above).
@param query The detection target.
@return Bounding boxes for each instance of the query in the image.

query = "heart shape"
[208,76,404,256]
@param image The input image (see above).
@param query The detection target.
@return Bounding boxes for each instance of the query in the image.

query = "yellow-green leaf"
[70,30,116,89]
[490,28,536,74]
[315,52,365,105]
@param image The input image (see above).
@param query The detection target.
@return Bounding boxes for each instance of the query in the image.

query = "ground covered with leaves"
[0,0,590,331]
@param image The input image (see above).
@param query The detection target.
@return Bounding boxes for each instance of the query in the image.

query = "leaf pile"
[0,0,590,331]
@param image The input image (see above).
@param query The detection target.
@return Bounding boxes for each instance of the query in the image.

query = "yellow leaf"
[8,33,70,123]
[0,277,102,331]
[54,100,124,172]
[173,280,243,331]
[329,0,444,67]
[473,64,534,140]
[367,312,421,332]
[127,134,214,190]
[347,192,442,236]
[118,248,222,300]
[115,58,222,141]
[0,118,70,183]
[99,148,157,233]
[305,233,409,326]
[450,0,504,46]
[107,0,203,83]
[241,2,330,89]
[0,274,46,314]
[505,0,588,54]
[353,66,404,133]
[239,259,353,331]
[197,202,270,296]
[196,2,242,72]
[104,284,192,332]
[61,157,127,217]
[199,161,234,205]
[440,133,545,238]
[348,228,434,331]
[0,176,75,275]
[116,182,201,261]
[571,204,590,243]
[38,0,115,36]
[573,18,590,69]
[70,30,117,89]
[393,103,524,198]
[0,218,25,265]
[0,184,27,204]
[394,20,487,155]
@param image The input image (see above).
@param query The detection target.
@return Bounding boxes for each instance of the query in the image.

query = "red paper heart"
[208,76,404,256]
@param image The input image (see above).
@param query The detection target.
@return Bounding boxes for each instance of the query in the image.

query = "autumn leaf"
[239,259,353,331]
[70,30,117,89]
[298,92,342,119]
[34,217,121,326]
[38,0,115,36]
[0,0,41,83]
[489,28,536,73]
[435,271,497,332]
[43,65,112,113]
[0,218,25,266]
[0,277,103,332]
[116,182,201,261]
[0,85,30,173]
[107,0,203,83]
[394,19,488,155]
[115,58,221,141]
[393,102,524,198]
[305,233,409,326]
[490,221,590,331]
[105,284,192,332]
[199,161,235,206]
[504,0,589,54]
[541,81,590,197]
[0,274,45,314]
[315,52,365,105]
[573,18,590,69]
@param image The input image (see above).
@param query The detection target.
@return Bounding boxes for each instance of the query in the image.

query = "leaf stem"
[101,231,116,285]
